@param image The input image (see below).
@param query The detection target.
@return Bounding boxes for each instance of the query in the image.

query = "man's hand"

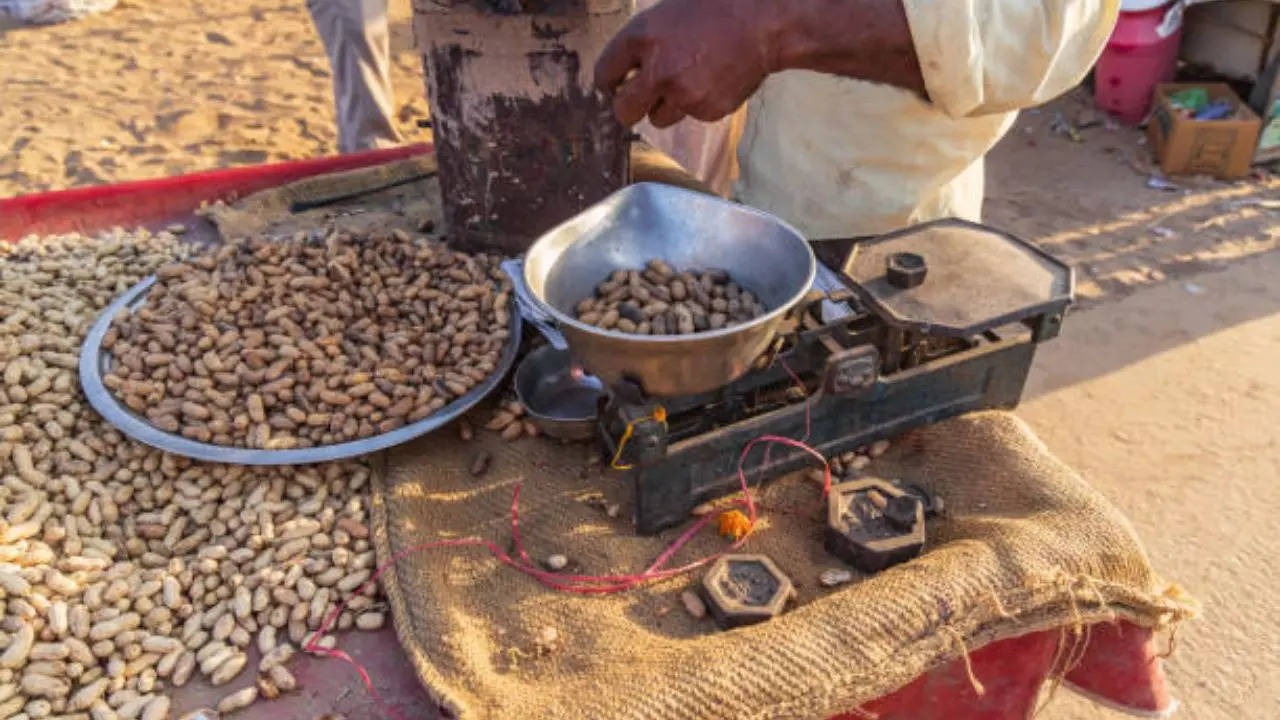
[593,0,782,128]
[594,0,925,129]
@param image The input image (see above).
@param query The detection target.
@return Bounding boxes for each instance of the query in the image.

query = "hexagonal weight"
[824,479,925,573]
[886,252,927,289]
[699,554,793,629]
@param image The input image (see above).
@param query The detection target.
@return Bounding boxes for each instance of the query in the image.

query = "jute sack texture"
[197,144,710,241]
[370,411,1197,720]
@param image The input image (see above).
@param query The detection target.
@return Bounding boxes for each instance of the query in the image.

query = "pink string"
[779,358,815,445]
[306,369,833,716]
[762,358,816,471]
[304,536,491,720]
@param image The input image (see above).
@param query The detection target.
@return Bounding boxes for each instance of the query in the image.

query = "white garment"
[632,0,1119,238]
[736,0,1120,238]
[306,0,403,153]
[635,112,744,198]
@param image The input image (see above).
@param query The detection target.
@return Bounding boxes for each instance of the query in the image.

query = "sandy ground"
[983,94,1280,720]
[3,1,1280,718]
[1025,232,1280,720]
[0,0,428,193]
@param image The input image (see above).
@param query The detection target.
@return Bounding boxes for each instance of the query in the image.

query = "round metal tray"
[79,275,522,465]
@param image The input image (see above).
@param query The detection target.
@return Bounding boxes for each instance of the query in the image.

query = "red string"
[762,357,816,471]
[779,358,815,445]
[304,536,491,720]
[306,369,833,716]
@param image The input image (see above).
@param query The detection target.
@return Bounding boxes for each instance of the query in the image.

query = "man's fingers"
[685,81,756,123]
[612,72,661,127]
[593,23,644,95]
[648,98,687,129]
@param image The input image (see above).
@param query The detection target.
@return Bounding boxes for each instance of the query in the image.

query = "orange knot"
[716,510,753,541]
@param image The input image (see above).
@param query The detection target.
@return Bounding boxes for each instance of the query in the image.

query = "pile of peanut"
[103,229,512,449]
[575,259,766,335]
[1,230,388,719]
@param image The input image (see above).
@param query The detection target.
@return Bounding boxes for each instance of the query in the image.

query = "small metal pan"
[513,345,605,441]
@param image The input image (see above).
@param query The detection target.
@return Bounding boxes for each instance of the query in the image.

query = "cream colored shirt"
[638,0,1119,238]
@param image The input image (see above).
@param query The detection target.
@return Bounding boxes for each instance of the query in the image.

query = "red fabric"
[833,629,1058,720]
[1064,621,1172,713]
[0,144,432,241]
[829,620,1171,719]
[0,155,1175,720]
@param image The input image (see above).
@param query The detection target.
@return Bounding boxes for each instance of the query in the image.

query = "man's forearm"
[593,0,927,127]
[765,0,926,97]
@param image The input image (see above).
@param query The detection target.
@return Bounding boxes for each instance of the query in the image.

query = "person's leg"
[306,0,402,153]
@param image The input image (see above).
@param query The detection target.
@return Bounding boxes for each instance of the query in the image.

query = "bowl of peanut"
[81,230,522,464]
[522,183,815,396]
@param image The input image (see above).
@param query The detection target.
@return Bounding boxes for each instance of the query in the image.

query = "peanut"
[103,232,511,448]
[266,663,296,692]
[576,260,764,335]
[355,612,385,631]
[215,686,257,713]
[1,626,35,668]
[139,696,169,720]
[0,231,390,719]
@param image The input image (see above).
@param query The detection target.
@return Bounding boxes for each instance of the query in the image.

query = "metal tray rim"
[843,217,1076,337]
[79,274,522,465]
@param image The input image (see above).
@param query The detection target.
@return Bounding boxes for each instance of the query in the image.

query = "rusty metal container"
[413,0,630,254]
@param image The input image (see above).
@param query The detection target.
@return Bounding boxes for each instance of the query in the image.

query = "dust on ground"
[0,0,427,193]
[4,2,1280,719]
[985,88,1280,309]
[988,90,1280,720]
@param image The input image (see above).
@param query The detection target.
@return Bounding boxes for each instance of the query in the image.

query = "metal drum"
[414,0,630,255]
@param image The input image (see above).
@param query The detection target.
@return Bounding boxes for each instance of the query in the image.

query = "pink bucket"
[1094,0,1185,125]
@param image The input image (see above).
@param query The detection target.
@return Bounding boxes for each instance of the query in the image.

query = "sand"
[984,89,1280,309]
[4,2,1280,718]
[987,97,1280,720]
[1026,242,1280,720]
[0,0,428,194]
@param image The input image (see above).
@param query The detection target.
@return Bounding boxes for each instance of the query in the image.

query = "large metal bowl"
[523,183,816,396]
[80,275,522,465]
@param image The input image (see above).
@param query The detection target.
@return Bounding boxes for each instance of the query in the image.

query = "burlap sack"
[197,144,712,242]
[197,155,442,241]
[371,411,1196,720]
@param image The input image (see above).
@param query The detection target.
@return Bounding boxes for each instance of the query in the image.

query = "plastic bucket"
[1094,0,1185,125]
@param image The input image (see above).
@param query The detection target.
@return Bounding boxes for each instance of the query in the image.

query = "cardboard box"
[1148,83,1263,178]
